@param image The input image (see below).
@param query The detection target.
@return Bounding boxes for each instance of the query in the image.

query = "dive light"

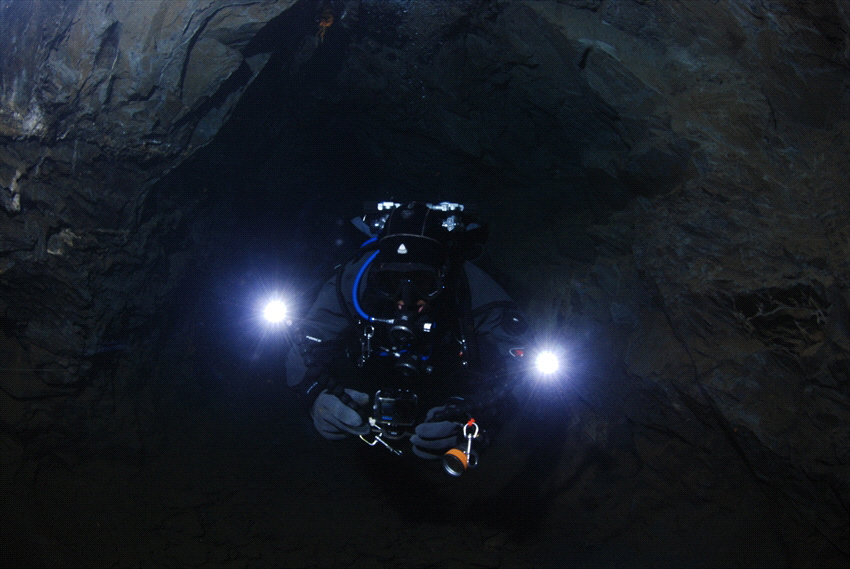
[263,299,288,324]
[534,350,560,375]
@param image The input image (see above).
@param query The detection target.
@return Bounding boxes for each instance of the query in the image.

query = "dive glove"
[311,388,371,440]
[410,405,462,460]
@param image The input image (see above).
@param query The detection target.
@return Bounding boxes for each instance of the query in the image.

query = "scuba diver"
[285,201,534,474]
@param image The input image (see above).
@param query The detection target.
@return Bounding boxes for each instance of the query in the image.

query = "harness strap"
[455,264,480,368]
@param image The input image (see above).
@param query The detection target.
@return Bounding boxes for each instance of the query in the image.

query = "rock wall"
[0,0,848,564]
[0,0,294,454]
[294,0,847,559]
[514,1,850,559]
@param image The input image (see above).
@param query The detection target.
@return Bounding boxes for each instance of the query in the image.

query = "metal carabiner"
[360,432,403,456]
[443,418,480,476]
[462,419,480,462]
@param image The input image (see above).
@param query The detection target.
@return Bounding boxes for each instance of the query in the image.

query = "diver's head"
[372,262,444,307]
[367,202,454,306]
[365,203,455,352]
[367,259,444,347]
[369,261,441,352]
[357,201,479,378]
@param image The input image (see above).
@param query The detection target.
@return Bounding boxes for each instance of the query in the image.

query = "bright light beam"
[535,350,561,375]
[263,299,288,324]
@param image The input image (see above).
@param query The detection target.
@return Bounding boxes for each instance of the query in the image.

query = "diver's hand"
[410,406,462,459]
[311,389,371,440]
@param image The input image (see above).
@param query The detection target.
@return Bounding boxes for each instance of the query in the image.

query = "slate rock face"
[492,2,848,559]
[0,0,293,453]
[322,0,845,559]
[0,0,848,564]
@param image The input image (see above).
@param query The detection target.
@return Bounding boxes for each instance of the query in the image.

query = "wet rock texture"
[1,0,848,567]
[1,0,293,449]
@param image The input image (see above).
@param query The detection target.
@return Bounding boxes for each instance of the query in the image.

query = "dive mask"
[372,263,444,302]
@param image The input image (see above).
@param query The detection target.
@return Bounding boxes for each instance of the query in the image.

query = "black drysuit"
[285,248,531,442]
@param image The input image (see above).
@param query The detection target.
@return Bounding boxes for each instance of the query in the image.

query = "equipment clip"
[360,431,403,456]
[358,324,374,367]
[442,418,480,476]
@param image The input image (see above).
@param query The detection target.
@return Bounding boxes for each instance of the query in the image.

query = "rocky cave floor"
[2,375,833,569]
